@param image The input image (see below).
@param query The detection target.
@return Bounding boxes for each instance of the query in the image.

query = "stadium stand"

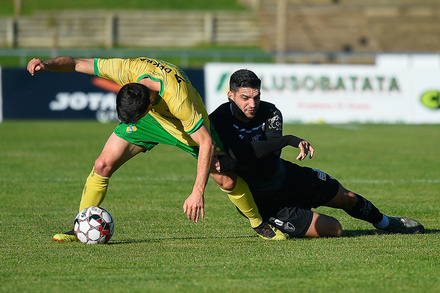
[254,0,440,63]
[0,1,439,64]
[0,10,260,48]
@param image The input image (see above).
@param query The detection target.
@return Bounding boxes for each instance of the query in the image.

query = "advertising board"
[0,68,205,122]
[204,56,440,124]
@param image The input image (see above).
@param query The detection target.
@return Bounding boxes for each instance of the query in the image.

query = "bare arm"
[182,122,215,222]
[27,56,95,76]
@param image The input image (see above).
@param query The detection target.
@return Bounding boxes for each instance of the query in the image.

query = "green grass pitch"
[0,121,439,292]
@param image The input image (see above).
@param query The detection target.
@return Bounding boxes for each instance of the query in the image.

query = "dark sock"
[344,195,383,224]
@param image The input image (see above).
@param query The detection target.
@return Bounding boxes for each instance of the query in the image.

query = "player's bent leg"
[54,133,146,242]
[79,133,145,211]
[212,172,264,227]
[78,168,109,211]
[323,184,358,210]
[325,184,424,234]
[325,184,384,224]
[304,212,342,238]
[210,169,236,191]
[211,171,287,240]
[94,132,147,177]
[55,166,111,242]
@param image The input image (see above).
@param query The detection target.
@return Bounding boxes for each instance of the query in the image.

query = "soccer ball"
[74,206,115,244]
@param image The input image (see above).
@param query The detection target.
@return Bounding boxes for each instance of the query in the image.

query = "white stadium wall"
[204,54,440,124]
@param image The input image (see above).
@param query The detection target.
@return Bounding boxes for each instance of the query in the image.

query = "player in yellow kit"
[27,56,286,241]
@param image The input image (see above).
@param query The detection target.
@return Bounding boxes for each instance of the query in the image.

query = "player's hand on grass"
[296,140,315,161]
[183,192,205,222]
[27,58,46,76]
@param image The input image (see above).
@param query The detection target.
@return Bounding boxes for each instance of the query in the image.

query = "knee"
[333,221,343,237]
[323,219,343,237]
[219,175,236,191]
[322,218,343,237]
[310,213,343,237]
[211,172,236,191]
[94,157,113,177]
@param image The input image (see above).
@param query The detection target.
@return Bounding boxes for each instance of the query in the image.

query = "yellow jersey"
[94,57,209,147]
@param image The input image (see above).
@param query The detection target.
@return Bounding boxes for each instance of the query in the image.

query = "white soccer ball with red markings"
[74,206,115,244]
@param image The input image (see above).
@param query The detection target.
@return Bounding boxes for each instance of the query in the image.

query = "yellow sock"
[223,176,263,228]
[79,168,110,211]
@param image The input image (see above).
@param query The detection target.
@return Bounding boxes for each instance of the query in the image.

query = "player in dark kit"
[209,69,424,237]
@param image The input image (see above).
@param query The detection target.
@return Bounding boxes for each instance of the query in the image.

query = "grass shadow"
[107,229,439,245]
[108,234,256,245]
[342,228,438,238]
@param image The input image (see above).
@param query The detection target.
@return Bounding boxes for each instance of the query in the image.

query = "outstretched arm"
[250,135,303,158]
[182,122,215,223]
[27,56,95,76]
[215,136,315,173]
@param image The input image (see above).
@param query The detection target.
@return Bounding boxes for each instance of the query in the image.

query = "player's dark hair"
[116,83,151,124]
[229,69,261,92]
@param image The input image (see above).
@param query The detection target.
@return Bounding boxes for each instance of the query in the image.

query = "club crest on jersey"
[126,125,138,134]
[267,113,282,130]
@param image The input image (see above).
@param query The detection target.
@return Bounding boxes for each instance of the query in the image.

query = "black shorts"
[254,160,340,237]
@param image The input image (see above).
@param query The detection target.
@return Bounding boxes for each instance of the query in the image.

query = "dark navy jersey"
[210,101,287,197]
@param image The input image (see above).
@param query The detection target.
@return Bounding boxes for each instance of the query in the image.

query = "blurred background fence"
[0,11,260,49]
[1,0,439,66]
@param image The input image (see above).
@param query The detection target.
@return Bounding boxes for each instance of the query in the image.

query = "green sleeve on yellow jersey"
[187,117,204,135]
[137,74,164,97]
[94,58,100,77]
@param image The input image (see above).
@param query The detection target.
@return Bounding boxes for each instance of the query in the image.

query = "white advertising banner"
[204,57,440,124]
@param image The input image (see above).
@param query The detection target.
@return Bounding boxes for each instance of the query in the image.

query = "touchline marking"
[0,178,439,184]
